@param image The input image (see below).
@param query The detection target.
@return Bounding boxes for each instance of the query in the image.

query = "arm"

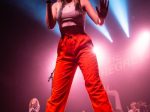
[46,3,57,29]
[81,0,104,25]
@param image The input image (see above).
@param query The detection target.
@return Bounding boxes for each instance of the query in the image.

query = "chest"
[56,1,85,20]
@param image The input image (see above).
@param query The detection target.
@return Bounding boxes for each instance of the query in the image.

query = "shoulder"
[51,1,60,10]
[80,0,90,7]
[53,1,62,11]
[52,2,58,9]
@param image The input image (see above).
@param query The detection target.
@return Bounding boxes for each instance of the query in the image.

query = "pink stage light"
[92,44,111,76]
[92,45,107,63]
[73,44,109,87]
[132,30,150,57]
[125,29,150,69]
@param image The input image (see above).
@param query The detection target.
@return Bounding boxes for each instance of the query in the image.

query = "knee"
[85,78,104,91]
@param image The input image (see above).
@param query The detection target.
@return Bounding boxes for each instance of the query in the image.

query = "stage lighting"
[97,24,113,43]
[13,0,113,38]
[92,45,107,63]
[12,0,61,36]
[93,46,101,56]
[142,31,150,39]
[110,0,129,38]
[13,0,46,26]
[132,30,150,58]
[86,0,113,43]
[87,16,113,43]
[53,23,61,36]
[135,30,150,50]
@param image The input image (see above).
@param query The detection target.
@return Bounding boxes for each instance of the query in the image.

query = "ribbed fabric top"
[57,1,86,32]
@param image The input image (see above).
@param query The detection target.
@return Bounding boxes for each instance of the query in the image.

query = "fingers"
[106,0,109,7]
[98,0,109,18]
[96,6,100,14]
[104,0,109,7]
[96,6,101,18]
[100,0,109,8]
[104,0,107,6]
[103,0,108,7]
[103,0,109,10]
[105,0,109,12]
[100,0,104,6]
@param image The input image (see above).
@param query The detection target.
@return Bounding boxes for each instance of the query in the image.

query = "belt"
[60,25,86,38]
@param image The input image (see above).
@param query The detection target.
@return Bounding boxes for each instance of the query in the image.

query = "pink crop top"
[57,1,86,30]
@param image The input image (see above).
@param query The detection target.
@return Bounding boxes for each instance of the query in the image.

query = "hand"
[46,0,57,4]
[96,0,109,19]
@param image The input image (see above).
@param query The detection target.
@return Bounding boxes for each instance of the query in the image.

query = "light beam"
[110,0,129,37]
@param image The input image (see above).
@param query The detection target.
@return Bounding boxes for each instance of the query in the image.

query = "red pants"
[46,34,112,112]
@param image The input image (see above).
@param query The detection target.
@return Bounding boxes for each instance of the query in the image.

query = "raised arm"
[81,0,109,25]
[46,1,57,29]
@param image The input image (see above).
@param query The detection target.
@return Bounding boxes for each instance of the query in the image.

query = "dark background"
[1,0,150,112]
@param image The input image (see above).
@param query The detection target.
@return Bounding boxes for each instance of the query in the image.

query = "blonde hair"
[29,98,40,109]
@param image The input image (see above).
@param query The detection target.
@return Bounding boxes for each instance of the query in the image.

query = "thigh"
[77,45,100,82]
[52,56,77,93]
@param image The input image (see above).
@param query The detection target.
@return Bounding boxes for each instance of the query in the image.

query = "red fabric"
[46,34,112,112]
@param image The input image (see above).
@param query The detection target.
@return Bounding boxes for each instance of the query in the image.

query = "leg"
[46,56,77,112]
[77,44,112,112]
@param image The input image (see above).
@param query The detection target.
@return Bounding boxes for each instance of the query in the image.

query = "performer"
[128,102,140,112]
[29,98,40,112]
[45,0,112,111]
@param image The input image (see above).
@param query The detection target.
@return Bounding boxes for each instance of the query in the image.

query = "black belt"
[60,25,86,38]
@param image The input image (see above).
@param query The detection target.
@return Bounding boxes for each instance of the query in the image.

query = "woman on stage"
[45,0,112,111]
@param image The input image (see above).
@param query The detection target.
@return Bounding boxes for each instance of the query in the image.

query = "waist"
[60,25,85,37]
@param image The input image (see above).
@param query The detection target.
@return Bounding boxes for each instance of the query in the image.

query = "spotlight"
[110,0,129,37]
[142,31,150,39]
[87,16,113,43]
[134,30,150,50]
[92,45,108,63]
[86,0,113,43]
[53,23,61,36]
[93,46,101,56]
[13,0,112,38]
[132,30,150,57]
[13,0,46,26]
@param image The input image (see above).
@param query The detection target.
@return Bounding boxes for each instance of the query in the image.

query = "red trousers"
[46,33,112,112]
